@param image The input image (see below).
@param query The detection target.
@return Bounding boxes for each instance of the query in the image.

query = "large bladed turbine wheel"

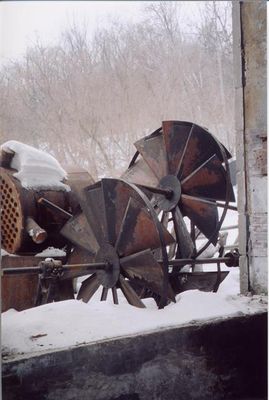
[122,121,235,264]
[60,178,175,308]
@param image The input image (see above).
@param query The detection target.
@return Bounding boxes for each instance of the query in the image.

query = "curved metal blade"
[65,167,95,208]
[180,195,219,245]
[67,247,96,265]
[181,154,235,202]
[162,121,193,176]
[100,287,108,301]
[121,157,159,187]
[116,198,174,257]
[135,131,168,180]
[172,206,195,258]
[179,124,232,181]
[121,249,175,301]
[61,247,97,280]
[82,182,108,246]
[101,178,144,246]
[112,287,119,304]
[119,274,146,308]
[60,212,98,254]
[77,273,100,303]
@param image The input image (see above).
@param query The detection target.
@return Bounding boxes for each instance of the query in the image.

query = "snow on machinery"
[0,141,95,310]
[1,121,239,311]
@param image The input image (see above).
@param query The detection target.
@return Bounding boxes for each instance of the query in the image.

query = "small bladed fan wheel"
[60,178,176,308]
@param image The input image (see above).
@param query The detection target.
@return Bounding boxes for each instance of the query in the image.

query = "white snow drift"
[2,285,267,358]
[1,140,69,191]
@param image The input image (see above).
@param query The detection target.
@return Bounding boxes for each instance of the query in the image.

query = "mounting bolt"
[165,188,174,200]
[105,262,113,271]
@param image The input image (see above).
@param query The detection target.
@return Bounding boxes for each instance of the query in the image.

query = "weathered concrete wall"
[2,313,267,400]
[233,1,267,294]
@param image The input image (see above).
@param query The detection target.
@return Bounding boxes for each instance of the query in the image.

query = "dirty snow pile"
[1,140,69,191]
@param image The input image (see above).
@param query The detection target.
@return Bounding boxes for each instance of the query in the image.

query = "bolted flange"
[95,243,120,288]
[154,175,181,212]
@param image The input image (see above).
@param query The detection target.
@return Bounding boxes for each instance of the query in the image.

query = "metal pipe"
[2,262,109,275]
[64,262,110,271]
[2,266,42,275]
[164,257,234,266]
[38,197,73,218]
[137,184,173,199]
[26,217,47,244]
[220,225,238,231]
[181,194,237,211]
[2,256,238,277]
[223,244,239,250]
[216,203,237,211]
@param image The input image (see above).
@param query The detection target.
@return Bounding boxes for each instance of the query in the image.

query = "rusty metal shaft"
[167,257,231,266]
[181,194,237,211]
[2,262,109,275]
[38,197,73,218]
[137,184,173,199]
[2,253,239,277]
[166,255,239,268]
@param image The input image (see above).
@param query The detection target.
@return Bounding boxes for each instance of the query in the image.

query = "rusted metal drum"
[0,166,94,254]
[1,153,94,311]
[1,167,67,253]
[1,168,24,253]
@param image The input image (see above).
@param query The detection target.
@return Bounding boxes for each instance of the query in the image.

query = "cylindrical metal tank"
[0,143,94,311]
[0,165,94,254]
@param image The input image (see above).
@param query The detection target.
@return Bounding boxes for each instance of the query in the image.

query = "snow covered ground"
[2,289,267,359]
[2,186,267,359]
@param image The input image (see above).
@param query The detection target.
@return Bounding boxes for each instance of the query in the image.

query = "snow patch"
[35,247,66,257]
[2,289,267,357]
[1,140,70,191]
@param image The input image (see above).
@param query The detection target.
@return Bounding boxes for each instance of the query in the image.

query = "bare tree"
[0,1,235,179]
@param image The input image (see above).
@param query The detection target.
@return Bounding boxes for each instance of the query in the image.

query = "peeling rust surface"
[116,198,174,257]
[135,132,168,180]
[181,154,233,202]
[180,196,218,245]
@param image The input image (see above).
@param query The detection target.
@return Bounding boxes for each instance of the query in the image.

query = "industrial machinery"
[122,120,235,258]
[0,144,94,254]
[0,145,95,310]
[1,121,238,310]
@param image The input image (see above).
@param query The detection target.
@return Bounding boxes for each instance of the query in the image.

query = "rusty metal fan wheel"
[60,178,176,308]
[122,121,235,271]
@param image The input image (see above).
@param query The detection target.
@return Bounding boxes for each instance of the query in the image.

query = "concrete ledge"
[3,313,267,400]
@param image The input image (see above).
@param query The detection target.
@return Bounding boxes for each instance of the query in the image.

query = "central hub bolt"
[156,175,182,212]
[105,262,113,271]
[165,188,174,200]
[96,244,120,288]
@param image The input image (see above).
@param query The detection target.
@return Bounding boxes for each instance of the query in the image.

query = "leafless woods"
[0,1,234,180]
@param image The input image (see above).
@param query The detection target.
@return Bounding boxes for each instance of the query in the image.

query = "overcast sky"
[0,2,140,63]
[0,1,201,65]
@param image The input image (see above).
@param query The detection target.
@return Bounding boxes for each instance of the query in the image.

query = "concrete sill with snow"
[2,284,267,361]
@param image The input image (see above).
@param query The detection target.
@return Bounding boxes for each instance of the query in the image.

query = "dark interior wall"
[3,313,267,400]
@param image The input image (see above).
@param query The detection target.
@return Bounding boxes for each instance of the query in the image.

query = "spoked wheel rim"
[122,120,235,269]
[60,178,175,308]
